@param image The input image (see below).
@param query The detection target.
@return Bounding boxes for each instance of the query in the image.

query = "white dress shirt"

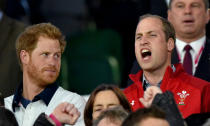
[165,0,170,6]
[175,36,206,75]
[4,87,86,126]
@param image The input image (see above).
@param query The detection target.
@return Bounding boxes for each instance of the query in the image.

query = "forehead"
[138,117,169,126]
[98,118,120,126]
[136,17,163,33]
[171,0,205,5]
[94,90,120,105]
[35,36,61,51]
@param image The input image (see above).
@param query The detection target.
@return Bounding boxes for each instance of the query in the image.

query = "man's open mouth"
[141,49,151,59]
[183,19,194,24]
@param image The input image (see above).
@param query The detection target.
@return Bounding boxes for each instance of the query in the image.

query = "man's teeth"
[142,49,150,53]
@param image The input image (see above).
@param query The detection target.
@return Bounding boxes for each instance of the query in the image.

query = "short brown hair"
[138,14,176,43]
[168,0,209,10]
[16,23,66,67]
[122,106,167,126]
[84,84,132,126]
[92,106,129,126]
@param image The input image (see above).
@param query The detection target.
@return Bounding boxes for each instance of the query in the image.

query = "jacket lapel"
[194,38,210,81]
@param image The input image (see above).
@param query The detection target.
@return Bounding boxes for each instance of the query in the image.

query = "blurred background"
[0,0,209,95]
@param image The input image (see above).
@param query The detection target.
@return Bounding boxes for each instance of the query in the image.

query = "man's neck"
[143,72,163,86]
[143,64,170,86]
[177,33,205,43]
[22,74,45,101]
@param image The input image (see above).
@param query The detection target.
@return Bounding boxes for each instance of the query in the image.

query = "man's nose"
[140,36,149,45]
[48,56,58,66]
[184,6,192,15]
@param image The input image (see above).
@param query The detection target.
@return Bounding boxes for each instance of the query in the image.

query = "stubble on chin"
[27,65,59,86]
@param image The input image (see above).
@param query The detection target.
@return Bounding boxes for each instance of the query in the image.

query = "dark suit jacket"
[128,38,210,85]
[0,14,26,97]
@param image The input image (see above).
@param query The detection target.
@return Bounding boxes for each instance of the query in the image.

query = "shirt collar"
[142,74,162,91]
[165,0,170,7]
[175,36,206,58]
[142,65,176,91]
[12,82,58,112]
[20,95,31,108]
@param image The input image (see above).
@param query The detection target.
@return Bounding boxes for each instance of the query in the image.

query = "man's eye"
[42,53,48,56]
[150,34,157,37]
[178,5,183,8]
[192,3,200,8]
[136,36,142,40]
[176,4,184,8]
[54,54,60,59]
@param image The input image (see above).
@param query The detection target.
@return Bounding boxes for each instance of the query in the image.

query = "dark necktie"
[183,45,192,75]
[143,81,149,91]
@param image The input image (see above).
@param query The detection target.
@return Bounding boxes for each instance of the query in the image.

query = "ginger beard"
[27,56,60,87]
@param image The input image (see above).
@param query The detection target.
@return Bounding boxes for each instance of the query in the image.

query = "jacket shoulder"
[123,84,139,94]
[176,70,209,89]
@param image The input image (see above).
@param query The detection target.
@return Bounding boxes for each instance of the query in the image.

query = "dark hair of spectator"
[122,106,167,126]
[92,106,129,126]
[84,84,132,126]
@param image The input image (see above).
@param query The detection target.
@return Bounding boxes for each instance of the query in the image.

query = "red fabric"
[123,64,210,118]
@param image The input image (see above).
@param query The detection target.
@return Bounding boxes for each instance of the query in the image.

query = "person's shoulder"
[204,37,210,49]
[53,87,86,104]
[187,75,209,89]
[176,69,209,90]
[0,14,26,43]
[3,14,26,27]
[4,95,14,111]
[123,84,139,94]
[56,87,84,98]
[206,37,210,43]
[4,95,14,103]
[46,87,86,114]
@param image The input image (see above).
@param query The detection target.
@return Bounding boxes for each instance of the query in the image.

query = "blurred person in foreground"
[92,106,129,126]
[122,106,170,126]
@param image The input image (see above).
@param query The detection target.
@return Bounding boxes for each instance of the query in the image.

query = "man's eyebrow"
[147,31,155,34]
[136,31,155,36]
[136,33,142,36]
[55,51,62,54]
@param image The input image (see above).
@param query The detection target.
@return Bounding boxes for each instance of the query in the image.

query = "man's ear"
[167,38,175,52]
[167,10,172,22]
[20,50,30,65]
[206,9,210,24]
